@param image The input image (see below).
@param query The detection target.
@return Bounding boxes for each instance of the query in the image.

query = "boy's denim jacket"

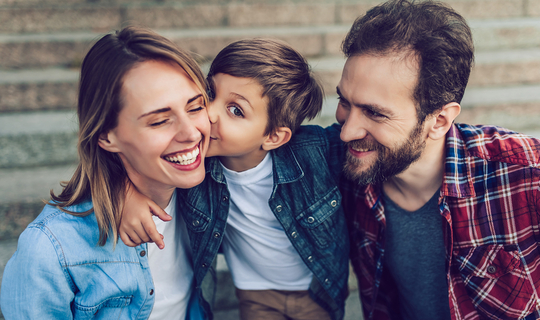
[180,124,350,320]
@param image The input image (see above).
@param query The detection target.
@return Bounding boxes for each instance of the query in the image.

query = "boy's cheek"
[206,139,219,157]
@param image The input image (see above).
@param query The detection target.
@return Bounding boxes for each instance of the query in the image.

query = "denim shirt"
[1,200,206,320]
[179,124,350,320]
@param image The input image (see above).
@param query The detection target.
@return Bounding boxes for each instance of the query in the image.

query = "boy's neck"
[219,149,269,172]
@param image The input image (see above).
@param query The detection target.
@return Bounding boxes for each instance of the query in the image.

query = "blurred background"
[0,0,539,318]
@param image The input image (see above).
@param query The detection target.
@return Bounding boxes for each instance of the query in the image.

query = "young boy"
[121,39,349,320]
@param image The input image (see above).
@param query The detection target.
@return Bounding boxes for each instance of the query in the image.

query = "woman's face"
[100,60,210,201]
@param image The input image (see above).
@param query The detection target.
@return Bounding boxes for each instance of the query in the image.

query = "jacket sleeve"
[1,226,75,319]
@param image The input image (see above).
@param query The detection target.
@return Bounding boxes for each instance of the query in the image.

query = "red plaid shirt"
[342,123,540,320]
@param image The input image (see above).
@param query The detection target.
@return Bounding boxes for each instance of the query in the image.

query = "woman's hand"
[119,183,171,249]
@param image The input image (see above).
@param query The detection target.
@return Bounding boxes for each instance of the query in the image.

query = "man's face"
[336,53,427,185]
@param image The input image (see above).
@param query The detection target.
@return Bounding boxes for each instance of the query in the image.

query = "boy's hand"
[119,184,171,249]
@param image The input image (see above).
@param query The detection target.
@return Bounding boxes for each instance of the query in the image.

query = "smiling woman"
[0,26,210,319]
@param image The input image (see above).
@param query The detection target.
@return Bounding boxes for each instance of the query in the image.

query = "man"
[337,1,540,320]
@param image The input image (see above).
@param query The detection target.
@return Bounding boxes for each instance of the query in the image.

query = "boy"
[121,39,349,320]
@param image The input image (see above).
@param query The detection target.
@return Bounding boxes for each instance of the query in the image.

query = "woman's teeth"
[165,147,200,165]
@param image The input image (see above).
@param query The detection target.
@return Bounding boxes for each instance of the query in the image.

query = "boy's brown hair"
[207,38,323,135]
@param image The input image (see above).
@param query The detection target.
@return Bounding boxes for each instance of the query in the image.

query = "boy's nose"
[207,103,218,124]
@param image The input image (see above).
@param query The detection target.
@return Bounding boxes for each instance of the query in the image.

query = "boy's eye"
[227,105,244,117]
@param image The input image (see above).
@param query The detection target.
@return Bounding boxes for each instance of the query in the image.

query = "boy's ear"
[427,102,461,140]
[98,131,121,153]
[262,127,292,151]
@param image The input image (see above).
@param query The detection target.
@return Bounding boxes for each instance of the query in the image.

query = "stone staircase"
[1,0,539,318]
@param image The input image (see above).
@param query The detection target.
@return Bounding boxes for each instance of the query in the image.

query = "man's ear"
[262,127,292,151]
[427,102,461,141]
[98,131,121,153]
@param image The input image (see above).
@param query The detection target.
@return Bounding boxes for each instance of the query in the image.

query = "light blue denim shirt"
[1,199,205,319]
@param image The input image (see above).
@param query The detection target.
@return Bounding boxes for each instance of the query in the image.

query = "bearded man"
[338,1,540,320]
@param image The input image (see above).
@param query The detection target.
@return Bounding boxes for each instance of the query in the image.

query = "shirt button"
[291,231,298,238]
[324,279,330,285]
[149,289,154,295]
[214,232,221,238]
[140,250,146,257]
[330,200,337,207]
[487,265,497,274]
[276,205,282,212]
[307,256,314,262]
[222,196,228,201]
[192,220,200,227]
[307,216,315,223]
[202,263,208,268]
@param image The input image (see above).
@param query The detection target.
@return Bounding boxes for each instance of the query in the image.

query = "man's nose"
[339,108,368,143]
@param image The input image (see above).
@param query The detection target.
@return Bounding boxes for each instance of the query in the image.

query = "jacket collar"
[205,143,304,185]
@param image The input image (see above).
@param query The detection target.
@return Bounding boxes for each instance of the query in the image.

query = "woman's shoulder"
[30,200,95,229]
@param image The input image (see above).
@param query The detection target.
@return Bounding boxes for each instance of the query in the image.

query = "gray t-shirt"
[382,189,451,320]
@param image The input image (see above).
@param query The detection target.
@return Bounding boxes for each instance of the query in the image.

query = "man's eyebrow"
[137,94,204,120]
[336,87,393,116]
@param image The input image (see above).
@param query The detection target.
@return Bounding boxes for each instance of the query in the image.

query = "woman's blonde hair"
[51,26,207,246]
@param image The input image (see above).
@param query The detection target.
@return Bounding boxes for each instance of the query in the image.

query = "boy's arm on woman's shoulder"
[119,183,170,249]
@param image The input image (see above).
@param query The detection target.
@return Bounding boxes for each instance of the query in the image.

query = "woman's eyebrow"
[138,107,171,120]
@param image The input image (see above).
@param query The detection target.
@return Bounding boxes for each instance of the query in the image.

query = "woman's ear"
[98,131,121,153]
[427,102,461,141]
[262,127,292,151]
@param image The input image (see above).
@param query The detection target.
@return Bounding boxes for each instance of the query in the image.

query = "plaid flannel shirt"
[342,123,540,320]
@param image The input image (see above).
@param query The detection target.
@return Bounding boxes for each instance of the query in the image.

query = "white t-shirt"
[221,153,313,290]
[148,192,193,320]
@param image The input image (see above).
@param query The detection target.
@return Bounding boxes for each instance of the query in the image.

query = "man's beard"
[343,122,426,186]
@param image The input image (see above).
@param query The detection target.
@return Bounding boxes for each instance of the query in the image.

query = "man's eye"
[227,105,244,117]
[366,109,385,119]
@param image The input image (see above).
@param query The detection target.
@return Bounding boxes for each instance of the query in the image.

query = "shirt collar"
[441,124,475,199]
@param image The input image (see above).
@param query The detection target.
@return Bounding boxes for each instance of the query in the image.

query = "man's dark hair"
[342,0,474,121]
[207,38,323,135]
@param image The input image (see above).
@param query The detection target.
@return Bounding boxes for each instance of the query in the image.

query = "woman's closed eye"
[150,119,169,127]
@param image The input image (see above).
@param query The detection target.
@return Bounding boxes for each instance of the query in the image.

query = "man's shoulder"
[288,123,342,147]
[451,123,540,168]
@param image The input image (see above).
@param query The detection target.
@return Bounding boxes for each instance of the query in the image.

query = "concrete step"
[2,14,540,69]
[4,45,540,113]
[0,110,78,169]
[1,0,537,34]
[0,25,348,69]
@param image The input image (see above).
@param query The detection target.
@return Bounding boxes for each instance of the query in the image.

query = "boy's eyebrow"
[138,94,203,119]
[336,86,393,116]
[230,92,253,110]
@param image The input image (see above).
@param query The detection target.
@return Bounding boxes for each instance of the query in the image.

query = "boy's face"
[207,73,271,172]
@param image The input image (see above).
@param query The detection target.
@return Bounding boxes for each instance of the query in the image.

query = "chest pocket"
[73,296,132,319]
[295,187,342,248]
[454,244,535,320]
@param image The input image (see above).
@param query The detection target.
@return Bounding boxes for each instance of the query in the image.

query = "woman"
[0,26,210,319]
